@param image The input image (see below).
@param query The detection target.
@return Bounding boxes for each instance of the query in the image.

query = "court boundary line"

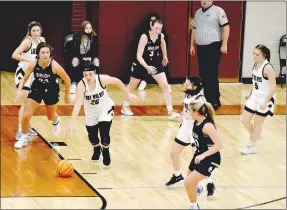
[235,196,286,209]
[35,129,107,209]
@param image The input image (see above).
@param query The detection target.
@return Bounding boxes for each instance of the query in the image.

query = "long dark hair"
[255,44,271,62]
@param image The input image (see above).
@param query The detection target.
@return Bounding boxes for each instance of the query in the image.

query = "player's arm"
[201,123,223,157]
[160,33,167,58]
[69,81,85,127]
[52,60,71,100]
[17,60,36,92]
[136,34,150,70]
[263,64,277,103]
[12,38,34,62]
[99,75,129,97]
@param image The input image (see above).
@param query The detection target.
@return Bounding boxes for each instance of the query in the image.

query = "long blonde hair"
[190,101,215,123]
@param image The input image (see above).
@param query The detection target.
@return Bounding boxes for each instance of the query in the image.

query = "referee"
[190,1,230,110]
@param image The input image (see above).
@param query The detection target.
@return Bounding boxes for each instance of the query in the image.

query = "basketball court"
[1,71,286,209]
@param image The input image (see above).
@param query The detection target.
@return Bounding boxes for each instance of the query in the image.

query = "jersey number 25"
[91,99,99,105]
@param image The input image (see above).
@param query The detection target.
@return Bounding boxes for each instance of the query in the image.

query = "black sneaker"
[212,101,221,110]
[102,148,111,166]
[91,146,102,161]
[165,174,184,186]
[206,182,216,198]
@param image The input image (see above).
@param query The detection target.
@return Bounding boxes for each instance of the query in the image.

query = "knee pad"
[101,136,110,147]
[88,131,100,146]
[86,126,100,146]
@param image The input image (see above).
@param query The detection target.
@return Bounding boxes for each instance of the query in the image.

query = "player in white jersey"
[66,63,137,167]
[241,44,277,155]
[165,76,216,198]
[12,21,46,141]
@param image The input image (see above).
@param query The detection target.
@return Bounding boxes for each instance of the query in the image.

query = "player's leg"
[122,62,145,116]
[45,88,60,136]
[166,123,189,186]
[98,106,114,166]
[15,68,37,140]
[14,98,40,149]
[86,124,101,161]
[152,72,180,120]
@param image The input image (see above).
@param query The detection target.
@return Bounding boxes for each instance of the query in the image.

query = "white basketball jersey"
[252,60,273,95]
[82,74,114,119]
[182,91,206,126]
[18,36,41,70]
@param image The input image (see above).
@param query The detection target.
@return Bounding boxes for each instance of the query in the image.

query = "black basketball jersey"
[192,117,220,157]
[32,58,59,90]
[140,32,162,67]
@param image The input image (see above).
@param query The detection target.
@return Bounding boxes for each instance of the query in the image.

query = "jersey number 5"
[91,99,99,105]
[255,82,258,90]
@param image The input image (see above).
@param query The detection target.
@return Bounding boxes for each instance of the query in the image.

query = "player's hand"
[195,154,206,164]
[15,90,23,102]
[260,101,268,110]
[147,66,157,75]
[162,57,169,67]
[221,45,228,54]
[190,46,196,56]
[127,93,138,101]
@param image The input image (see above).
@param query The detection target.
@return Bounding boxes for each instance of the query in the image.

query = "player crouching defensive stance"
[66,63,137,166]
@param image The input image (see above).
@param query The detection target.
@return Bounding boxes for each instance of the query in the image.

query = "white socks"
[167,105,173,112]
[124,101,130,107]
[174,170,182,177]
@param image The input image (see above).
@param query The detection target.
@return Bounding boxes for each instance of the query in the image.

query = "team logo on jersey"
[252,74,262,82]
[147,46,159,51]
[85,90,105,100]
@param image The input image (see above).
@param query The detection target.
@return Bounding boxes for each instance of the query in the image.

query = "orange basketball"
[56,159,74,178]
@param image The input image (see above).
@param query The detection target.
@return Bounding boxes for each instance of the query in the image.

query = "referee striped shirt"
[193,5,229,45]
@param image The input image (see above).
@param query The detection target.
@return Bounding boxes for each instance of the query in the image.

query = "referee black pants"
[197,41,222,105]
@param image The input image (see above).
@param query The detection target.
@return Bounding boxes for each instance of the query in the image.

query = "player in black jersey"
[133,13,171,92]
[14,42,71,149]
[121,19,180,120]
[184,101,222,209]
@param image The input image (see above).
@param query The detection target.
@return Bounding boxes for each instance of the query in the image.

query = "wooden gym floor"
[1,71,286,209]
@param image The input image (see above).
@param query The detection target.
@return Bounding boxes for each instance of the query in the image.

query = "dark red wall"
[0,2,72,72]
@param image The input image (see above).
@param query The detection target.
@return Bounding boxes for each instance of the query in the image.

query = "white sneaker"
[14,134,30,149]
[138,80,147,91]
[168,84,172,94]
[168,110,180,120]
[121,106,134,116]
[241,141,257,155]
[70,83,77,94]
[15,127,37,141]
[52,117,61,136]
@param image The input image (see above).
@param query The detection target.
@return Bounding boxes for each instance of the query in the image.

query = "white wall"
[242,2,286,78]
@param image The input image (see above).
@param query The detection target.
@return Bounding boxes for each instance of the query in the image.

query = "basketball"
[56,159,74,178]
